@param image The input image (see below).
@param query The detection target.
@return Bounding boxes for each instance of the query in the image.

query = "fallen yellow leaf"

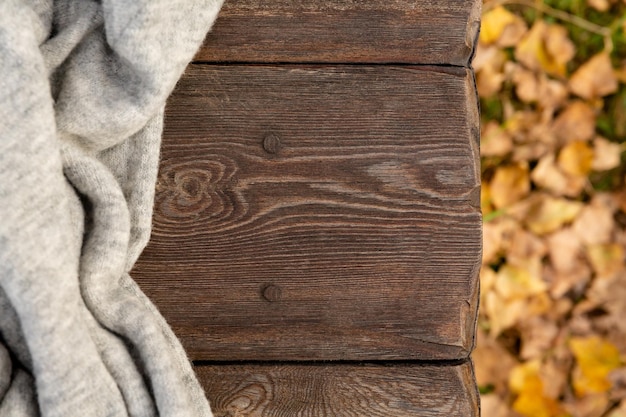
[515,21,572,77]
[480,6,528,47]
[570,52,619,99]
[495,262,547,300]
[481,180,494,216]
[557,141,595,177]
[525,195,583,235]
[510,360,566,417]
[490,162,531,209]
[587,243,625,278]
[570,336,622,396]
[484,290,527,336]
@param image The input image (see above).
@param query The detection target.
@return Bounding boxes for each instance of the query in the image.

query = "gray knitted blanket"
[0,0,223,415]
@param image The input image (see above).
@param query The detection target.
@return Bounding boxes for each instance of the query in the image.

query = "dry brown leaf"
[588,271,626,356]
[541,357,571,399]
[558,141,595,177]
[545,297,574,322]
[538,77,569,111]
[480,394,512,417]
[513,66,541,103]
[609,368,626,402]
[592,137,623,171]
[474,329,518,392]
[527,292,554,317]
[520,316,559,360]
[480,6,528,47]
[475,45,508,97]
[570,52,619,99]
[568,311,595,335]
[478,65,507,98]
[485,290,527,335]
[480,266,498,308]
[507,226,548,265]
[510,66,569,110]
[564,393,610,417]
[606,400,626,417]
[515,21,573,77]
[545,261,592,298]
[513,142,552,162]
[573,196,616,245]
[545,24,576,67]
[547,228,584,273]
[482,121,514,157]
[531,153,587,197]
[490,162,531,209]
[552,101,597,144]
[588,0,611,11]
[613,190,626,214]
[587,243,625,278]
[483,221,506,265]
[525,194,583,235]
[473,43,498,71]
[483,222,502,265]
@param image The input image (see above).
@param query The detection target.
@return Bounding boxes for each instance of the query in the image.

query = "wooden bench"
[132,1,482,415]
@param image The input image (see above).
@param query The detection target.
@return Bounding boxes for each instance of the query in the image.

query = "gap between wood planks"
[192,61,472,68]
[193,358,472,367]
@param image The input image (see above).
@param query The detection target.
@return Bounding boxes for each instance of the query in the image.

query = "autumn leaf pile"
[475,0,626,416]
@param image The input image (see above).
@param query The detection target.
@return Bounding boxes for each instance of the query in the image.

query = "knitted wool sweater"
[0,0,223,415]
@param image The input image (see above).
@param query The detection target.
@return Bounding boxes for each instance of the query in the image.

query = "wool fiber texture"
[0,0,223,415]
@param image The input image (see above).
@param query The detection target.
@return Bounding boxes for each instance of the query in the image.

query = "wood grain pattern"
[197,0,481,66]
[196,362,479,416]
[132,64,481,361]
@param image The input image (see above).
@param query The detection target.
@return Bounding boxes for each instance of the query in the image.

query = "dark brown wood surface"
[196,362,479,416]
[132,64,481,361]
[197,0,481,65]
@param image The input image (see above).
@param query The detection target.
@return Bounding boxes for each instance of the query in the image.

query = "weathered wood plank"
[196,362,479,416]
[132,65,481,361]
[197,0,481,66]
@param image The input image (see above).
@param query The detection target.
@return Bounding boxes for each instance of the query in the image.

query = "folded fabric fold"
[0,0,223,415]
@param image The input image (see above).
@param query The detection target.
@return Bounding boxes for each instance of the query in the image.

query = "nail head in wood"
[262,133,281,154]
[261,284,282,302]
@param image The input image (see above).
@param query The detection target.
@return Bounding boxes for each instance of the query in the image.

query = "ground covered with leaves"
[475,0,626,416]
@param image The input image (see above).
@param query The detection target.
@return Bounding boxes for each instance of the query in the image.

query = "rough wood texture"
[196,362,479,416]
[132,64,481,361]
[196,0,481,66]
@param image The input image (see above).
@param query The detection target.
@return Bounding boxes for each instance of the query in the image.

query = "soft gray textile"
[0,0,223,415]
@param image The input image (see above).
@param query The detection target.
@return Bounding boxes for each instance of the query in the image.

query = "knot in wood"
[261,284,282,302]
[262,133,281,154]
